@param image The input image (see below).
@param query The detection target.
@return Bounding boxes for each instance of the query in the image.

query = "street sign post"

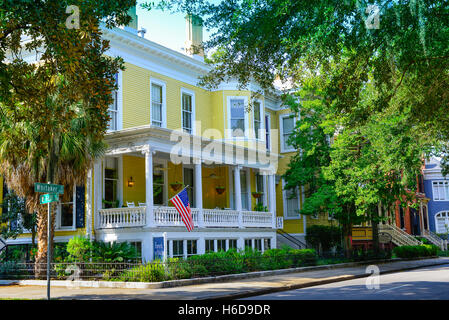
[35,183,64,194]
[35,182,64,301]
[40,193,59,204]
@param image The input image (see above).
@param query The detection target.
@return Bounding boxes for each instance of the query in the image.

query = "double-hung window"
[229,98,246,137]
[280,114,296,153]
[151,79,165,127]
[108,73,119,131]
[432,181,449,201]
[104,157,119,209]
[283,180,301,219]
[181,90,194,134]
[255,173,265,205]
[253,101,263,140]
[265,114,271,150]
[60,196,75,229]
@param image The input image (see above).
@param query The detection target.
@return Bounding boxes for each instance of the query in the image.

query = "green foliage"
[0,192,37,241]
[90,241,138,263]
[253,202,268,212]
[306,225,342,252]
[0,261,20,278]
[65,237,138,263]
[66,237,91,262]
[393,245,439,259]
[119,261,167,282]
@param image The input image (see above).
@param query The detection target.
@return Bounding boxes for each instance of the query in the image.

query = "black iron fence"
[0,248,393,283]
[0,252,319,282]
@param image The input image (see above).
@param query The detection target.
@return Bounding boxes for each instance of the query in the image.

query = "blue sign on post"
[153,237,165,261]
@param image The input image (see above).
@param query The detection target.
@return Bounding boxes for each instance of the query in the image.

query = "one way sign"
[0,237,6,253]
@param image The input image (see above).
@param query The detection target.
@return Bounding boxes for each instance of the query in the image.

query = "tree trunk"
[342,222,353,258]
[34,135,59,278]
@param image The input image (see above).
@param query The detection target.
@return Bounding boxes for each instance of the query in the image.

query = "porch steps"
[379,224,422,247]
[276,229,307,249]
[422,230,446,250]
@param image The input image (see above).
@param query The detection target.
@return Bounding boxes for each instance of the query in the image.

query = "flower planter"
[170,183,183,192]
[215,187,226,195]
[252,192,263,199]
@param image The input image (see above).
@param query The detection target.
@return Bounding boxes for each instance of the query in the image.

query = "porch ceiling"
[104,125,280,173]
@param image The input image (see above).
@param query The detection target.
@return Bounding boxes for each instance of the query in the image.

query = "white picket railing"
[242,211,273,228]
[203,209,240,227]
[153,206,199,227]
[97,206,273,229]
[97,207,146,229]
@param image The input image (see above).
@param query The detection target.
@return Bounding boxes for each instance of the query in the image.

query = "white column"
[262,173,268,207]
[234,165,243,228]
[86,167,93,240]
[93,160,102,231]
[268,174,276,229]
[194,160,204,228]
[245,168,251,211]
[144,147,154,228]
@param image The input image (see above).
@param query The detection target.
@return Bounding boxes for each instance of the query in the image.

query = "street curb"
[203,258,449,300]
[0,257,445,290]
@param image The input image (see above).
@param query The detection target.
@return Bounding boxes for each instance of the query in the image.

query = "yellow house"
[1,10,314,261]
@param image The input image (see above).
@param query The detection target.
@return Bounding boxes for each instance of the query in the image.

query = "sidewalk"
[0,257,447,300]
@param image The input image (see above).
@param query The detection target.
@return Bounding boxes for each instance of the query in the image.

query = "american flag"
[169,187,194,232]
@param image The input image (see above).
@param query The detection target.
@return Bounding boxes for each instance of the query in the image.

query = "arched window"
[435,212,449,234]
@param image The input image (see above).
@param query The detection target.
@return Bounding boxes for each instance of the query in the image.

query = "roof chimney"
[124,6,139,35]
[185,14,204,58]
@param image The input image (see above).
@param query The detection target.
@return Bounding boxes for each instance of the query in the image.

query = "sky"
[135,1,213,54]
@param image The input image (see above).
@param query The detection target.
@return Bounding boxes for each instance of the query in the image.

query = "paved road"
[244,263,449,300]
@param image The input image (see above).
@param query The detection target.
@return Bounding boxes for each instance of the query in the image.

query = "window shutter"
[75,186,85,228]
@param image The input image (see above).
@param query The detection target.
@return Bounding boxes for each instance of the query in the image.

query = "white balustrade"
[203,209,240,227]
[242,211,273,228]
[97,206,274,229]
[98,207,146,229]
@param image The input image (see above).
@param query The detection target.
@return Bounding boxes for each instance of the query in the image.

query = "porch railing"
[98,207,146,229]
[97,206,273,229]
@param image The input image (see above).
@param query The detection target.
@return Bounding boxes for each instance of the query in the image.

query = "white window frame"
[150,78,167,128]
[180,88,195,135]
[102,156,123,209]
[252,99,264,141]
[282,179,301,220]
[265,113,271,151]
[107,72,123,132]
[434,211,449,234]
[56,186,76,231]
[227,96,249,139]
[432,180,449,201]
[153,159,168,206]
[279,113,297,153]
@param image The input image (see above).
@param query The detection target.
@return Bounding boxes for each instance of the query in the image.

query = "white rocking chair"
[126,201,136,208]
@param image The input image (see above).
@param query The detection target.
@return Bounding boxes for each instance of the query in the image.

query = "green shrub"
[0,261,20,277]
[262,248,294,270]
[118,261,166,282]
[306,225,342,252]
[90,241,138,263]
[166,257,191,280]
[393,245,439,258]
[290,248,318,266]
[66,236,91,262]
[241,247,263,272]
